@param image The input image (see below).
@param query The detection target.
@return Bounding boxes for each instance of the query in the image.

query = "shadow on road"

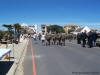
[0,61,14,75]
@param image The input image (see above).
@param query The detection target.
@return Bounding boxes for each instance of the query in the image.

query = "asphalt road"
[24,39,100,75]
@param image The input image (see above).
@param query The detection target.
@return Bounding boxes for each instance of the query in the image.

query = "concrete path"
[6,38,29,75]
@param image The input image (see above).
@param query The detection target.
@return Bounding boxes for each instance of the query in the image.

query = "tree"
[13,23,22,43]
[23,29,27,34]
[2,24,14,43]
[47,25,65,34]
[13,23,21,33]
[3,24,13,32]
[0,30,5,41]
[2,24,14,36]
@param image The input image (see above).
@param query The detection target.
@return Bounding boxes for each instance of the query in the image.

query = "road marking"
[30,39,37,75]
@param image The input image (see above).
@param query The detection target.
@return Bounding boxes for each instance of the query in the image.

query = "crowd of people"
[38,33,76,46]
[77,31,99,48]
[39,31,99,48]
[23,31,100,48]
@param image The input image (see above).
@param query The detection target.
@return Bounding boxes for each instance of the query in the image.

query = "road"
[24,39,100,75]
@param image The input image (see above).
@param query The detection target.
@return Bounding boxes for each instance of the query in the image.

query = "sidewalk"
[0,37,29,75]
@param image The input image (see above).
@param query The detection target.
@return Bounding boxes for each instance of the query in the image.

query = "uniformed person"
[38,33,41,40]
[56,33,61,45]
[88,31,93,48]
[92,31,98,47]
[77,33,81,44]
[45,33,52,46]
[61,33,66,46]
[52,34,56,45]
[81,32,87,47]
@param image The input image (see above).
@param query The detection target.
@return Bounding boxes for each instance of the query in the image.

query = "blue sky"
[0,0,100,30]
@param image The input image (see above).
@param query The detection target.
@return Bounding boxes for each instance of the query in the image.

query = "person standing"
[92,31,98,47]
[81,32,87,47]
[77,33,81,44]
[38,33,41,40]
[41,33,46,45]
[33,33,37,41]
[45,34,52,46]
[88,31,93,48]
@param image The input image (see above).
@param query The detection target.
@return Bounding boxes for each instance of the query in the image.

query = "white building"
[28,26,35,34]
[27,24,38,34]
[81,26,91,33]
[71,26,91,35]
[20,23,38,34]
[34,24,38,34]
[41,25,47,34]
[21,23,28,28]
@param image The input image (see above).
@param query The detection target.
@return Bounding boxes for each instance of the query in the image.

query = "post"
[9,52,10,61]
[6,41,8,49]
[13,42,15,59]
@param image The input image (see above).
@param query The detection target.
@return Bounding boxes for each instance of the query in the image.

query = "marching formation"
[39,33,76,46]
[38,31,99,48]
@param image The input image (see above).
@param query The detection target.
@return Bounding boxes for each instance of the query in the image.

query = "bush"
[0,31,5,40]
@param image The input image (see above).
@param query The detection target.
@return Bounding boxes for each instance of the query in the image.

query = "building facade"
[41,24,47,34]
[64,24,80,34]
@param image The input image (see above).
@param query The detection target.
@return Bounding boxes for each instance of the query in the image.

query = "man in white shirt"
[33,33,37,41]
[41,33,46,45]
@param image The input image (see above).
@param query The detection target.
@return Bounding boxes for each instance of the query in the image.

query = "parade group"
[76,31,99,48]
[25,30,100,48]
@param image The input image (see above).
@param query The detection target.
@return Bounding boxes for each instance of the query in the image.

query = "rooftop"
[64,24,80,28]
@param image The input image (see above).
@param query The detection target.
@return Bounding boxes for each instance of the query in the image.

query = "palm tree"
[3,24,13,32]
[13,23,21,33]
[13,23,22,43]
